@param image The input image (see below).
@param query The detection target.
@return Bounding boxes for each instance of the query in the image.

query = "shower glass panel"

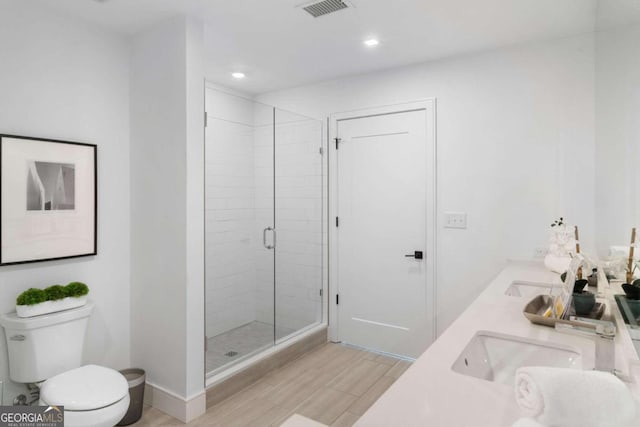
[205,88,323,378]
[205,95,274,376]
[274,109,324,342]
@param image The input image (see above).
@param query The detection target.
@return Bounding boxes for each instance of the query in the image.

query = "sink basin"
[505,281,563,297]
[452,331,582,385]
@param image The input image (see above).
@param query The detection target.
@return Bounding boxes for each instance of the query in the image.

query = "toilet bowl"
[39,365,129,427]
[0,304,130,427]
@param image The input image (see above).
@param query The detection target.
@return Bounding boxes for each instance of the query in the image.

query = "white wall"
[184,15,206,404]
[0,1,130,403]
[257,34,596,334]
[595,24,640,254]
[130,15,205,419]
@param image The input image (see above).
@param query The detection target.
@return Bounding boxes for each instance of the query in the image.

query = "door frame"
[328,99,437,346]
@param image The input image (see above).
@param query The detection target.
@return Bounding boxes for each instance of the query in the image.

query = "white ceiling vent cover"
[301,0,351,18]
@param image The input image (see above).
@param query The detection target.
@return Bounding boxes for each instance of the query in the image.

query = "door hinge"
[334,137,341,150]
[204,335,208,352]
[319,147,323,155]
[336,294,339,305]
[335,216,339,227]
[204,112,208,128]
[319,289,323,297]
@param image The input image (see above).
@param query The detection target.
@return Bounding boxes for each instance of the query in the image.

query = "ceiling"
[32,0,640,95]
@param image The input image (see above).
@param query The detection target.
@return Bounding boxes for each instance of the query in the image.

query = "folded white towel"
[512,418,546,427]
[515,367,636,427]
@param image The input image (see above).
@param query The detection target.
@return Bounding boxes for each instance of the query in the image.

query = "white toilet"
[0,303,130,427]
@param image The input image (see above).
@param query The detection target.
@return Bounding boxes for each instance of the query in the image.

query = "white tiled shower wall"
[206,114,257,337]
[205,87,322,339]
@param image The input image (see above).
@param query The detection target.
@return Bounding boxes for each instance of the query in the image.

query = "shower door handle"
[263,227,275,249]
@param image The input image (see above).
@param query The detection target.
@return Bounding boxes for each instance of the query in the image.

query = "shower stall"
[204,87,324,378]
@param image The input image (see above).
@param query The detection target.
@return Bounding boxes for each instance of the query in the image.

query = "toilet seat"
[39,365,130,427]
[40,364,128,410]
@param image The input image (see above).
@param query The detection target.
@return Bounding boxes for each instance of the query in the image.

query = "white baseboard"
[144,382,206,423]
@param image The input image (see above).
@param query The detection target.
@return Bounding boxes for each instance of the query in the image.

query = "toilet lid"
[40,365,128,411]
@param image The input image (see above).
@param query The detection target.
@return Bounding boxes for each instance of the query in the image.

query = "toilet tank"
[0,303,93,383]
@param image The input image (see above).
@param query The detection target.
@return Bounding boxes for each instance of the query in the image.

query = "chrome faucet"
[595,336,616,373]
[556,318,617,375]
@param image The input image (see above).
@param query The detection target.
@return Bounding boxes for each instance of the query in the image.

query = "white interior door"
[334,103,435,359]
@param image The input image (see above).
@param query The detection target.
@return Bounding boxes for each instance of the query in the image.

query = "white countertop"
[355,261,640,427]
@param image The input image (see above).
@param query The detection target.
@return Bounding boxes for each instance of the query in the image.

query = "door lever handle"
[405,251,423,260]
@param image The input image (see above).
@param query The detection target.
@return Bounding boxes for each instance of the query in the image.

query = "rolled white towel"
[512,418,546,427]
[515,367,636,427]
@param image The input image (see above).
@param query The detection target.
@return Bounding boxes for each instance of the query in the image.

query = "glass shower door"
[204,93,275,376]
[274,109,324,342]
[204,88,323,378]
[252,103,276,343]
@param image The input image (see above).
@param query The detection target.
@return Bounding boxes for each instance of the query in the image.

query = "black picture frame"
[0,134,97,266]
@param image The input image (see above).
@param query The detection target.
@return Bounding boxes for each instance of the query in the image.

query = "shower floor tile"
[206,321,296,374]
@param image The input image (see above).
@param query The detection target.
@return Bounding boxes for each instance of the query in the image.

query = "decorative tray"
[523,294,605,328]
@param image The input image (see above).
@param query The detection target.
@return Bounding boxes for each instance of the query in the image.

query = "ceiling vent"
[301,0,351,18]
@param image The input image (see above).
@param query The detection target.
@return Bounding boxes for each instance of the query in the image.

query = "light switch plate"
[444,212,467,229]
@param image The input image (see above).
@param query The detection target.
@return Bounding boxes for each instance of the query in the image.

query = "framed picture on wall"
[0,134,97,266]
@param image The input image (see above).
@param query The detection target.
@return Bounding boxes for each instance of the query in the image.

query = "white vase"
[16,296,88,318]
[544,254,572,274]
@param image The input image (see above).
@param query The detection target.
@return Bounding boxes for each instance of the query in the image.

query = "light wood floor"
[135,343,411,426]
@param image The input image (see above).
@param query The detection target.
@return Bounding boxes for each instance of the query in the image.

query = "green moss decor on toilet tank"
[15,282,89,318]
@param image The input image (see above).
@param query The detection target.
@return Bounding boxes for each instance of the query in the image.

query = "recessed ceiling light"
[364,38,379,47]
[231,72,246,79]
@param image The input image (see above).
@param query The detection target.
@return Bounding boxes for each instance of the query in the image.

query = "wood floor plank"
[205,397,280,427]
[360,352,399,366]
[294,387,358,425]
[269,409,300,427]
[262,345,330,387]
[330,411,360,427]
[266,349,365,409]
[312,346,368,384]
[327,360,391,396]
[266,369,334,410]
[385,360,411,379]
[283,342,363,380]
[346,375,395,416]
[244,404,294,427]
[204,380,275,419]
[278,414,328,427]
